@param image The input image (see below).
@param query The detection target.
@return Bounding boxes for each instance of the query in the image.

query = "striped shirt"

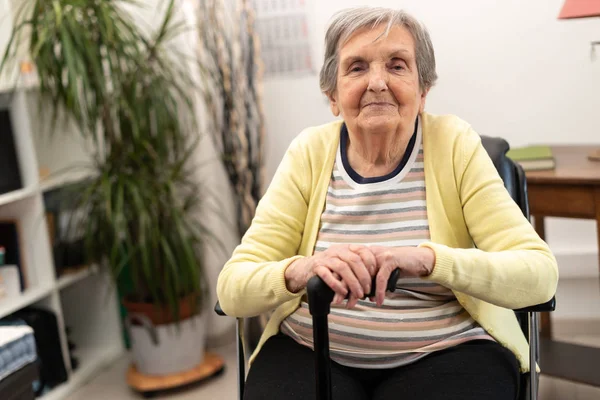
[281,119,494,369]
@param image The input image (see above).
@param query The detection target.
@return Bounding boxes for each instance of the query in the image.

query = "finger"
[347,295,359,309]
[315,266,347,298]
[376,265,393,306]
[340,248,371,292]
[333,293,343,304]
[354,247,377,276]
[329,259,364,299]
[331,271,349,298]
[332,272,350,304]
[338,250,371,296]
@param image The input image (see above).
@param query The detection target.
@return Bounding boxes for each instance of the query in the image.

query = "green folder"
[506,145,553,161]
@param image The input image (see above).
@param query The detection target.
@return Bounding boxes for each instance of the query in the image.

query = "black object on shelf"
[52,240,86,273]
[70,357,79,371]
[43,184,88,276]
[0,104,23,195]
[66,327,79,371]
[6,307,69,393]
[0,361,39,400]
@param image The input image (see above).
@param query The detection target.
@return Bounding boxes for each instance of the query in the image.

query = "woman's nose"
[367,68,388,92]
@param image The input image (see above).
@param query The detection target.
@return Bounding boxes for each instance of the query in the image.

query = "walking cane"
[307,269,401,400]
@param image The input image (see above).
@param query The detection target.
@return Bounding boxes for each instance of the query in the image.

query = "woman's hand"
[369,246,436,306]
[284,244,376,308]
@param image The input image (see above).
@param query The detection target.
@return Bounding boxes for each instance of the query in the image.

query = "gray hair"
[319,7,438,95]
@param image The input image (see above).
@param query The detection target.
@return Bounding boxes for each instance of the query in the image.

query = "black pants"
[244,334,520,400]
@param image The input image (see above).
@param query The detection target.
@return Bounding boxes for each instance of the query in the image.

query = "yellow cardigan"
[216,112,558,373]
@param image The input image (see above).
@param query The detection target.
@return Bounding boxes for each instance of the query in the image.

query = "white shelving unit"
[0,90,125,400]
[0,1,125,395]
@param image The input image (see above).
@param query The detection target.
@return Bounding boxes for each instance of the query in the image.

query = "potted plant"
[1,0,210,376]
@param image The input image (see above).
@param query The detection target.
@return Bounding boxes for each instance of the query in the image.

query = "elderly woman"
[217,6,558,400]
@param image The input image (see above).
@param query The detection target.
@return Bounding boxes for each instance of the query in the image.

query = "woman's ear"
[328,92,340,116]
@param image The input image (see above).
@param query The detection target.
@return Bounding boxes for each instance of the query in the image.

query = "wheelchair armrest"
[214,301,227,316]
[514,296,556,313]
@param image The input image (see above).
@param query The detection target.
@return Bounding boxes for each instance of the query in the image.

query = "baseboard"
[554,250,598,279]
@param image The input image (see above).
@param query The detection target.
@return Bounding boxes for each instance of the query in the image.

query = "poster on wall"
[251,0,314,77]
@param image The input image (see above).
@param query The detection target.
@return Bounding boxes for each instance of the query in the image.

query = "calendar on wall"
[251,0,314,77]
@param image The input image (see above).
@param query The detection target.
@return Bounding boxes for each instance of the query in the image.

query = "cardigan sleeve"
[216,135,309,317]
[420,128,558,309]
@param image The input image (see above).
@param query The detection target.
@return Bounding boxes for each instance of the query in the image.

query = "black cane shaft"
[312,314,332,400]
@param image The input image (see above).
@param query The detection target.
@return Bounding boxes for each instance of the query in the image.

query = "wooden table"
[525,145,600,386]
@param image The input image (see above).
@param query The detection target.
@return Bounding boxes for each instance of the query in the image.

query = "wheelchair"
[216,135,556,400]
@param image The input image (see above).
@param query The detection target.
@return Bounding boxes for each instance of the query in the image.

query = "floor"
[65,340,240,400]
[66,278,600,400]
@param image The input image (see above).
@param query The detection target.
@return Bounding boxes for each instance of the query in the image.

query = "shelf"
[39,171,93,193]
[56,266,98,291]
[0,186,37,207]
[0,266,101,319]
[40,345,124,400]
[0,284,53,319]
[0,80,38,95]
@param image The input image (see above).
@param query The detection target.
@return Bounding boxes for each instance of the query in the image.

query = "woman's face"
[329,24,428,135]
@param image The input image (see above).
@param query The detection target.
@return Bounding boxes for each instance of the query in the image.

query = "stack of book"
[506,145,556,171]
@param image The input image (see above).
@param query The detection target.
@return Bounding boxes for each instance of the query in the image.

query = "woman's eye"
[351,66,363,72]
[392,64,404,71]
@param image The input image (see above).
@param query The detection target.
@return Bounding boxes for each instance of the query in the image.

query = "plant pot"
[125,312,206,376]
[122,295,199,325]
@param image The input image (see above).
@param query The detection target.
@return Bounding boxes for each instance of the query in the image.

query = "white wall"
[261,0,600,278]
